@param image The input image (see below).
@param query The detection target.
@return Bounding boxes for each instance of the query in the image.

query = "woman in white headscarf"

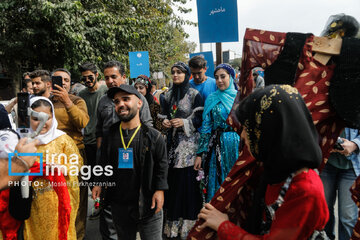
[23,96,82,240]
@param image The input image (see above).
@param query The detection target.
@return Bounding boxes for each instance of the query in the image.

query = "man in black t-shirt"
[92,85,168,240]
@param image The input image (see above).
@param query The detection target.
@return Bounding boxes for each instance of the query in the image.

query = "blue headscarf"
[203,64,237,117]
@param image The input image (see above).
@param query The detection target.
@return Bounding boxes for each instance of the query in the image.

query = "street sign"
[129,51,150,78]
[189,51,215,78]
[197,0,239,43]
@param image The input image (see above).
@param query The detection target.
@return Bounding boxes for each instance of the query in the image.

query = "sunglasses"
[81,75,94,82]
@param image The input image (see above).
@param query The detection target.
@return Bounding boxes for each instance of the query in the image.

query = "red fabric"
[154,96,160,104]
[29,162,71,240]
[0,189,21,240]
[217,170,328,240]
[0,162,71,240]
[188,28,343,240]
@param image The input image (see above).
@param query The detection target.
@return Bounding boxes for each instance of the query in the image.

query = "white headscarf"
[29,96,65,144]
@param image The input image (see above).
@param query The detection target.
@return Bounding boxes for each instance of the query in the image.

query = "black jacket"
[98,121,168,219]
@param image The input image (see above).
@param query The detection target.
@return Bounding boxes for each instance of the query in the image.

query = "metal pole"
[216,42,222,65]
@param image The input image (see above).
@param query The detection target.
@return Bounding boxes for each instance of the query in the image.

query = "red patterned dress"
[188,28,345,240]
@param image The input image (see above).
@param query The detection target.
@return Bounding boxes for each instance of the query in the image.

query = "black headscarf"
[171,62,191,104]
[236,85,322,234]
[134,75,154,105]
[237,84,322,184]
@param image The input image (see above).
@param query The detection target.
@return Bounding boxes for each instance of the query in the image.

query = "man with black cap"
[92,85,168,240]
[95,60,153,239]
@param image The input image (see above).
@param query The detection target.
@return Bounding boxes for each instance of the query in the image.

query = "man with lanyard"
[95,60,152,239]
[92,85,168,239]
[188,55,217,101]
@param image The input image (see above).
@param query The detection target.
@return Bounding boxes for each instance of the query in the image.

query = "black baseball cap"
[107,84,142,100]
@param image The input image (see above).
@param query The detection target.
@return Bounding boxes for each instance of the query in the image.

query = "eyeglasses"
[81,75,94,82]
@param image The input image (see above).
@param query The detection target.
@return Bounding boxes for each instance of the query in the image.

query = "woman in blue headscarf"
[194,63,240,202]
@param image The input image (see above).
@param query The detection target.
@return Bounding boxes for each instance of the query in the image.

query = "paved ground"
[83,189,339,240]
[84,192,101,240]
[84,190,141,240]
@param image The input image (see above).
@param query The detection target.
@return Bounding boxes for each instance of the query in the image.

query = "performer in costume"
[196,85,329,239]
[188,20,360,238]
[194,63,240,202]
[23,97,82,240]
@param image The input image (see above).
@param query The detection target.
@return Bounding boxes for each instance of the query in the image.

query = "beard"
[34,88,46,96]
[85,78,96,88]
[116,106,138,122]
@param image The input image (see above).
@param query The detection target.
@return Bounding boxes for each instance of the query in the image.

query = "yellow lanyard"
[119,123,141,150]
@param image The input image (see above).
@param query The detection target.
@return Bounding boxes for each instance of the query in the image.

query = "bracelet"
[12,153,30,171]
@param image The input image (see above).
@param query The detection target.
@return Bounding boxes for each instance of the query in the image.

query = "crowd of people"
[0,56,247,240]
[0,13,360,240]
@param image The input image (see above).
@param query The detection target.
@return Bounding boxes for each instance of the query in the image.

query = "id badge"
[118,148,134,169]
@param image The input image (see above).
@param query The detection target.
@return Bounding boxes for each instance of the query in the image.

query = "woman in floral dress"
[161,62,204,239]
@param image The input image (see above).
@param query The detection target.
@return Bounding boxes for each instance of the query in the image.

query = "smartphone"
[333,138,344,151]
[52,75,63,90]
[17,92,30,129]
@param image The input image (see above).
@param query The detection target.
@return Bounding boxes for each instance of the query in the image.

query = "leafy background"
[0,0,196,95]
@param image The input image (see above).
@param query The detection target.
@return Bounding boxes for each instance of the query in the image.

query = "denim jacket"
[345,128,360,176]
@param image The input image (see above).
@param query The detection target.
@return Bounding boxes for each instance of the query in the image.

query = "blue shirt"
[329,128,360,176]
[190,77,217,101]
[345,128,360,176]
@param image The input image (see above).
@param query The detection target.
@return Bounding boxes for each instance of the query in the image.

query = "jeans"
[320,163,358,240]
[111,202,163,240]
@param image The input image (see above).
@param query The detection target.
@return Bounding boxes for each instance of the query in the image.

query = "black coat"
[98,121,168,219]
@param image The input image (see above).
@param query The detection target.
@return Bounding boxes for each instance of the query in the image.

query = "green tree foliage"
[230,57,242,70]
[0,0,195,89]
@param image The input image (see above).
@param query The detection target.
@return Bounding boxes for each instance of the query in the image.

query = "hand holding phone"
[17,92,30,130]
[51,76,63,90]
[333,137,344,151]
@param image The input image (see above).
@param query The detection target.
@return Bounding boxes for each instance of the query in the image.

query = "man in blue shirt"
[321,128,360,240]
[188,55,217,101]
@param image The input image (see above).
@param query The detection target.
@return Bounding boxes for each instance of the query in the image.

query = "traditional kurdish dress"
[23,97,82,240]
[197,74,240,202]
[188,85,329,239]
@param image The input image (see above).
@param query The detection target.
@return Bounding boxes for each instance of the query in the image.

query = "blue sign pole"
[129,51,150,79]
[196,0,239,43]
[189,51,215,78]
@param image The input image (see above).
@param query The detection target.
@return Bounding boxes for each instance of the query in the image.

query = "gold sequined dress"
[23,134,82,240]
